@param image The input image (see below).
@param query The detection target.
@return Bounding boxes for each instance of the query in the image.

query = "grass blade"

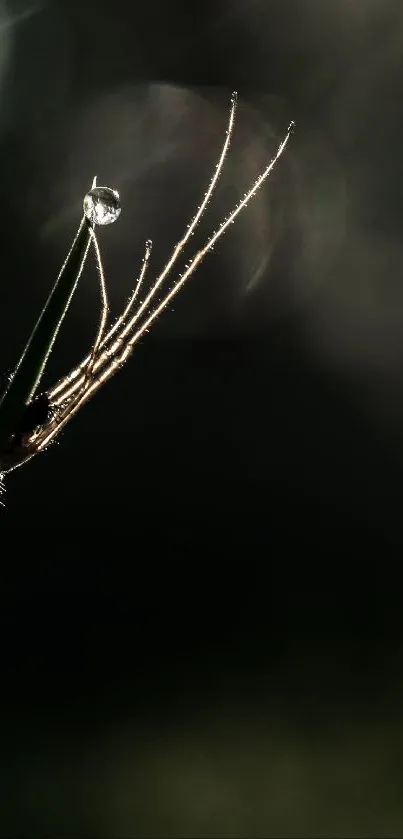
[0,215,92,444]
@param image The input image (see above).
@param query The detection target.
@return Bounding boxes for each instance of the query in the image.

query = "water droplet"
[83,186,121,226]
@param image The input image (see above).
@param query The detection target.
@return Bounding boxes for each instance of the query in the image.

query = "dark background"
[1,0,403,835]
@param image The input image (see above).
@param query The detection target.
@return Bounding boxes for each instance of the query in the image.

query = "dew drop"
[83,186,121,226]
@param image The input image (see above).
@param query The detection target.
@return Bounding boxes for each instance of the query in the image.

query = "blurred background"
[1,0,403,834]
